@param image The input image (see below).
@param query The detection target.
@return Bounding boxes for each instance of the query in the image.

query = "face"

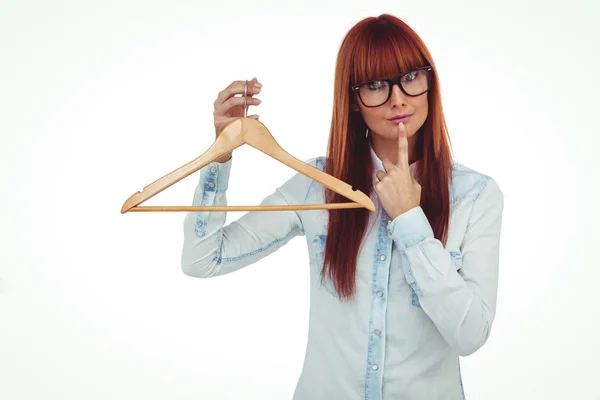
[351,79,429,141]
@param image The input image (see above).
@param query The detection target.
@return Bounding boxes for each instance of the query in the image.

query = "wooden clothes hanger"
[121,80,376,213]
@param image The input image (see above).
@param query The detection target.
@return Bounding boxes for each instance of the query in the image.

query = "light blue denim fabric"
[181,143,504,400]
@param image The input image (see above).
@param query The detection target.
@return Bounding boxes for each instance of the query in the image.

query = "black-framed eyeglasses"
[351,66,433,108]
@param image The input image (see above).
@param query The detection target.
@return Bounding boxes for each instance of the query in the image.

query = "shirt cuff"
[388,206,434,251]
[198,157,232,194]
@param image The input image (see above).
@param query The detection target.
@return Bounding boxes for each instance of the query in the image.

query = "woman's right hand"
[213,78,262,136]
[212,78,262,162]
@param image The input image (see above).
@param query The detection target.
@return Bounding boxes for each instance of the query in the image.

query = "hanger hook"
[244,80,248,118]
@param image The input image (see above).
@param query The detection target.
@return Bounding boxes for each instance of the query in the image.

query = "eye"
[401,71,418,82]
[365,80,386,91]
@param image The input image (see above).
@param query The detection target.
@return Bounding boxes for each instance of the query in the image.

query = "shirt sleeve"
[180,156,311,278]
[389,176,504,356]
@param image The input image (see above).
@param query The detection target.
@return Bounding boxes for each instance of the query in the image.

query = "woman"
[182,13,504,400]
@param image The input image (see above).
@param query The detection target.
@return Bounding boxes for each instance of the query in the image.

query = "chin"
[390,124,414,137]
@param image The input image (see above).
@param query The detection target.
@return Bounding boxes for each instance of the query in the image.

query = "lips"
[389,114,412,123]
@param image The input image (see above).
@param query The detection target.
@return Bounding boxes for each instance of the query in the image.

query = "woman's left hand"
[374,122,422,220]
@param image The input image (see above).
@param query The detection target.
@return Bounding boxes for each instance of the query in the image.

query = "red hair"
[322,14,454,301]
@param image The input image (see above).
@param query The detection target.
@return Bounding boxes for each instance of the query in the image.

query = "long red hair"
[322,14,454,301]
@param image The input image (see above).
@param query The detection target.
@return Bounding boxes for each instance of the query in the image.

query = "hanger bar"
[127,202,366,212]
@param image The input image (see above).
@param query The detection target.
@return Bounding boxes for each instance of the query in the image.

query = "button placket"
[364,213,392,397]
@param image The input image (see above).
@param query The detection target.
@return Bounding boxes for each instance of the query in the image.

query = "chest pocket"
[411,251,463,307]
[312,234,339,298]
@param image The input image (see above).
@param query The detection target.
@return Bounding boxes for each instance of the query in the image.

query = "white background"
[1,0,599,399]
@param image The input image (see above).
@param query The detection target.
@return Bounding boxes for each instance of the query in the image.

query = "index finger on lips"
[397,122,409,171]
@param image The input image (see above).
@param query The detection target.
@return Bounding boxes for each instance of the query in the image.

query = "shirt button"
[208,181,215,188]
[372,364,378,370]
[374,329,381,335]
[210,166,217,173]
[379,254,386,261]
[377,291,384,298]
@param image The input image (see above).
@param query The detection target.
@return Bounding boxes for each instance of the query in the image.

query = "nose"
[389,83,406,107]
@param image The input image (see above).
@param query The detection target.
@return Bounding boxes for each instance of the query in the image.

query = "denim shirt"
[181,144,504,400]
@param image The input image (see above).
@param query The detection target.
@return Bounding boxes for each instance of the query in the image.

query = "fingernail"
[255,82,262,88]
[399,122,405,130]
